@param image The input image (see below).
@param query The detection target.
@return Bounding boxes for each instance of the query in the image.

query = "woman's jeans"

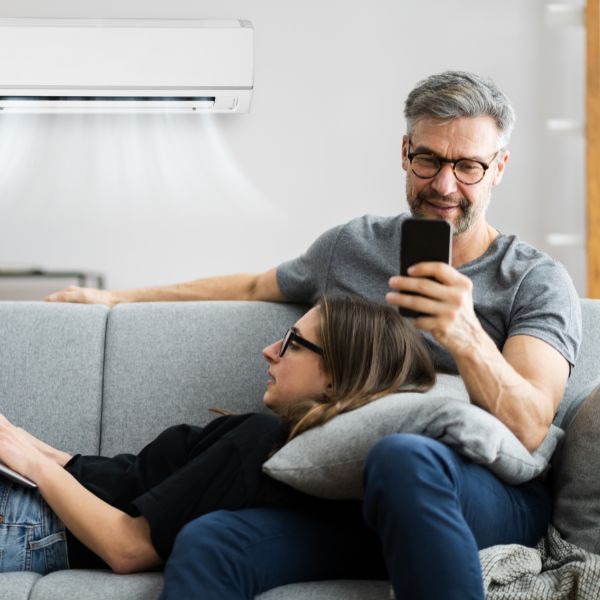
[0,478,69,574]
[160,434,552,600]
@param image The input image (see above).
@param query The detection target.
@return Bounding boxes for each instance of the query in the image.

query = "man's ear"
[401,135,409,172]
[492,149,510,187]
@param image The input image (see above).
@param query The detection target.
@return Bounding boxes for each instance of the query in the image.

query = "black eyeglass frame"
[406,138,500,185]
[279,327,324,357]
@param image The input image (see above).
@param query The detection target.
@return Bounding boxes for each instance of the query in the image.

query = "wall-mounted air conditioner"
[0,18,254,114]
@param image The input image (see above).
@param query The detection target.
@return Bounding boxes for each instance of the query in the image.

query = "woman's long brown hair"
[278,294,436,441]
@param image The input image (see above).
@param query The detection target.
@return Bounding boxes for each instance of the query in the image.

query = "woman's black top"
[63,413,313,568]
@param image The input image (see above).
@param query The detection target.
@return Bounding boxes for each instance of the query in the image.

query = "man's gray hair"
[404,71,516,148]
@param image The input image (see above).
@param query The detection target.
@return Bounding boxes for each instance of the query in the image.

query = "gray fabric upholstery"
[29,571,163,600]
[100,301,304,455]
[0,572,41,600]
[0,298,598,600]
[551,385,600,552]
[554,299,600,430]
[0,302,108,456]
[256,580,391,599]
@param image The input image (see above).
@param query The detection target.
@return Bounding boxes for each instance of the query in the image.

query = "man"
[47,71,581,599]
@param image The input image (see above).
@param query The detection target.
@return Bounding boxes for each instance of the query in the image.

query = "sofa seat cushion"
[256,579,391,599]
[0,572,41,600]
[29,570,163,600]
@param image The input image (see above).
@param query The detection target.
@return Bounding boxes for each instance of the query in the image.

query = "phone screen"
[399,218,452,318]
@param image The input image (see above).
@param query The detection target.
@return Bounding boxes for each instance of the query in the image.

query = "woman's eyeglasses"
[279,327,323,357]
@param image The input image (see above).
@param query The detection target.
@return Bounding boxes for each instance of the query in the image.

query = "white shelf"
[545,4,585,28]
[546,233,584,247]
[545,118,584,134]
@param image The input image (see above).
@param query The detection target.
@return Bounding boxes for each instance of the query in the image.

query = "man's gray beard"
[407,192,475,236]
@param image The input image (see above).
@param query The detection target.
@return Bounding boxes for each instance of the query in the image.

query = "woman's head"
[262,294,435,440]
[262,305,331,413]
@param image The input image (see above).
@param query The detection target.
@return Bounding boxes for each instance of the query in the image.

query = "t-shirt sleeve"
[509,261,582,368]
[276,223,344,304]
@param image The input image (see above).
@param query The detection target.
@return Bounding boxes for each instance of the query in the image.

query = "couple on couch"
[4,71,579,600]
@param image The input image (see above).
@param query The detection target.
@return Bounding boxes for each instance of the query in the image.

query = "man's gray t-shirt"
[277,213,581,373]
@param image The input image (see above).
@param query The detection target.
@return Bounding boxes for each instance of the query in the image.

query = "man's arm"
[449,331,568,452]
[388,264,570,453]
[44,267,287,307]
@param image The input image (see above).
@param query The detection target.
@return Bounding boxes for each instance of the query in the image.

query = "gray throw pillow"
[551,384,600,553]
[264,374,562,499]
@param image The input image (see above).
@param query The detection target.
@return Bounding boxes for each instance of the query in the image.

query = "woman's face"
[262,307,331,413]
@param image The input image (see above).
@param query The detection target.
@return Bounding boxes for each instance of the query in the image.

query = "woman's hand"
[0,414,160,572]
[16,427,72,467]
[0,414,51,481]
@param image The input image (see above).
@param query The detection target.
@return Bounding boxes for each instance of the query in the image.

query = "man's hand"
[45,286,116,307]
[387,261,482,355]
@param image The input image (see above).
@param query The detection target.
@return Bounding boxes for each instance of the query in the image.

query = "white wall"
[0,0,586,299]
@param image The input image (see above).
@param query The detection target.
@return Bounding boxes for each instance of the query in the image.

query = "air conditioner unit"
[0,18,254,114]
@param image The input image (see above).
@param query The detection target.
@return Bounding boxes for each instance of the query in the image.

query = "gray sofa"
[0,299,599,600]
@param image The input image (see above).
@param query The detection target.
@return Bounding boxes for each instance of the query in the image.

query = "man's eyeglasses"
[279,327,324,357]
[407,138,500,185]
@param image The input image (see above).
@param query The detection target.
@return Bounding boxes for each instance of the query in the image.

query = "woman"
[0,295,435,575]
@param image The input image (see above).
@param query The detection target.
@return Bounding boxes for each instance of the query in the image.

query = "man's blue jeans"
[160,434,551,600]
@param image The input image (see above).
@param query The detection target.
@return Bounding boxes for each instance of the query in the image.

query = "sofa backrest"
[99,301,305,455]
[554,299,600,430]
[0,298,597,458]
[100,298,600,453]
[0,301,108,455]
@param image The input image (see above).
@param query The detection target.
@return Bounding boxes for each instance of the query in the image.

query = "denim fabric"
[161,433,551,600]
[0,478,69,574]
[362,434,552,600]
[161,504,385,600]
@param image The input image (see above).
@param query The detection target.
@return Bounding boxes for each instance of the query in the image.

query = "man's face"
[402,116,509,236]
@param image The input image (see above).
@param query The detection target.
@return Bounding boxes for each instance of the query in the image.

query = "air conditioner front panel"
[0,20,253,89]
[0,19,253,111]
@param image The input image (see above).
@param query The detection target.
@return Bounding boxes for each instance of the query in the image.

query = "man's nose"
[430,163,458,196]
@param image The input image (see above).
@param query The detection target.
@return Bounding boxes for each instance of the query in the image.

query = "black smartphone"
[399,218,452,318]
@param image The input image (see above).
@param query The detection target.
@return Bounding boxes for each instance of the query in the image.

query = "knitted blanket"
[481,525,600,599]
